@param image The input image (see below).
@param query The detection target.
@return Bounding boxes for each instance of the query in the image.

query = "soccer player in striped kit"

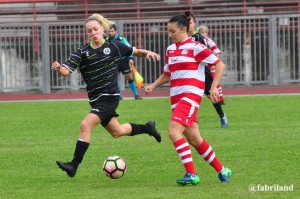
[186,11,228,128]
[145,14,232,185]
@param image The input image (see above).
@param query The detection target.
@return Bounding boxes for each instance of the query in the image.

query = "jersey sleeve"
[163,64,170,76]
[207,37,222,55]
[114,40,134,58]
[163,51,171,76]
[194,43,220,66]
[62,47,82,72]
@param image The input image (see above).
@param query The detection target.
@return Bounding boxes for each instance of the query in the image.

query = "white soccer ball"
[103,155,127,179]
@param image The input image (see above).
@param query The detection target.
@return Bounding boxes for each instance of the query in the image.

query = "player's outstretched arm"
[133,49,160,61]
[145,74,170,95]
[51,61,71,76]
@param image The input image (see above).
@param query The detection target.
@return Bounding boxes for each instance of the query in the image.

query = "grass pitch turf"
[0,95,299,198]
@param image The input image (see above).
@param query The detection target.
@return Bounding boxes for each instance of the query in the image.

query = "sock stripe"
[207,152,216,163]
[201,146,212,158]
[182,157,193,164]
[196,139,224,173]
[176,142,189,150]
[173,138,196,174]
[178,149,192,157]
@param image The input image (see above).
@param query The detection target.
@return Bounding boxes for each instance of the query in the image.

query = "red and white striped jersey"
[163,38,220,109]
[205,37,221,56]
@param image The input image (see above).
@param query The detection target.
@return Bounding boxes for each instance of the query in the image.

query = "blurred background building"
[0,0,299,23]
[0,0,300,93]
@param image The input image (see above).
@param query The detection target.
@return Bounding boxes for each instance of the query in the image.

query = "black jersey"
[191,31,207,46]
[63,40,133,104]
[108,33,133,61]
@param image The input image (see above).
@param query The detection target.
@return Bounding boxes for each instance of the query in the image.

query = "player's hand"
[129,59,134,66]
[144,85,154,95]
[51,61,61,71]
[146,52,160,61]
[210,87,220,103]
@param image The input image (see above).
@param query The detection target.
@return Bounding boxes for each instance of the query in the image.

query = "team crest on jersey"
[103,48,111,55]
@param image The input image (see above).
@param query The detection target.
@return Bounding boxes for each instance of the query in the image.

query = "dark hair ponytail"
[184,11,196,24]
[168,14,190,33]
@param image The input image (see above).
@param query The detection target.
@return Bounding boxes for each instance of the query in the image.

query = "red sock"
[196,139,224,172]
[217,84,225,102]
[173,138,196,175]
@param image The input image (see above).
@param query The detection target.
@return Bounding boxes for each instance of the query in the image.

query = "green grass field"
[0,95,299,199]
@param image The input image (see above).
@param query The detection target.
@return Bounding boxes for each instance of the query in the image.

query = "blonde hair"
[198,25,209,35]
[85,13,113,30]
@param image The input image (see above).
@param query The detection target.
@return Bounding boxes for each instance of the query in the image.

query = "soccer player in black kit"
[51,13,161,178]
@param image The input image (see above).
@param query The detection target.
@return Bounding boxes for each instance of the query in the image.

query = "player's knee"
[168,130,179,141]
[109,131,122,138]
[125,74,133,81]
[80,120,90,132]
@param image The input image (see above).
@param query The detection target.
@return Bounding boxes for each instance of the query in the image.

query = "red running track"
[0,86,299,101]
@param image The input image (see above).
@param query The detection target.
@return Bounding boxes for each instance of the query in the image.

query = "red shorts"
[171,100,199,127]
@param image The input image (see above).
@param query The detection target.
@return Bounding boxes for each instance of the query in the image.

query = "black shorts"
[90,96,119,127]
[204,66,213,95]
[118,61,132,75]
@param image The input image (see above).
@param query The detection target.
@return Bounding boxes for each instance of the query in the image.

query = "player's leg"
[121,61,142,99]
[56,113,100,177]
[94,96,159,142]
[213,101,227,128]
[170,101,200,185]
[104,117,161,142]
[218,84,225,104]
[184,125,232,183]
[124,72,142,99]
[170,121,199,185]
[205,67,228,128]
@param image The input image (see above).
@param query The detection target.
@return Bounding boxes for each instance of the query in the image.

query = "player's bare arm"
[133,48,160,61]
[51,61,71,76]
[145,74,170,95]
[210,61,225,103]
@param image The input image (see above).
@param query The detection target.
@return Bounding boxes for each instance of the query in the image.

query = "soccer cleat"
[176,172,200,185]
[56,161,78,178]
[146,121,161,142]
[135,95,142,100]
[218,167,232,183]
[220,114,228,128]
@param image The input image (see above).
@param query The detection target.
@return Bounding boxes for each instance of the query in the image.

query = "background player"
[185,11,228,128]
[199,25,225,105]
[108,24,142,100]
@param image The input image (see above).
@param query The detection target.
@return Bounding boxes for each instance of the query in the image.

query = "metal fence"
[0,14,300,93]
